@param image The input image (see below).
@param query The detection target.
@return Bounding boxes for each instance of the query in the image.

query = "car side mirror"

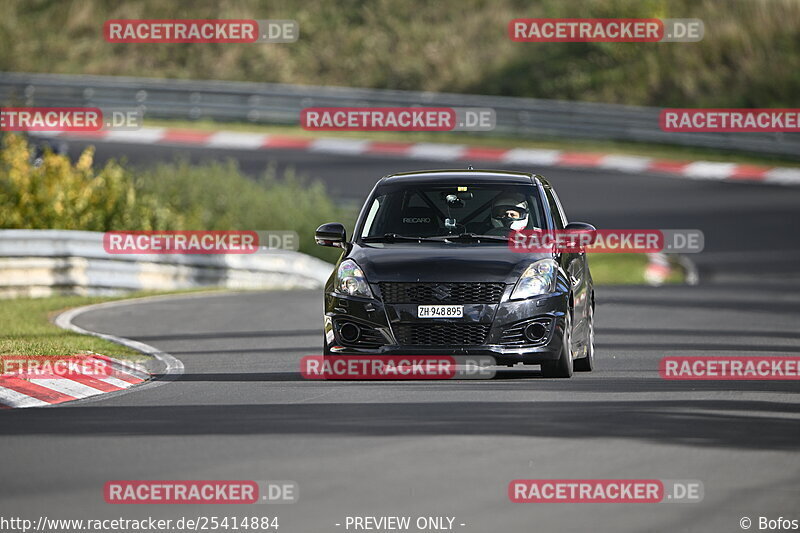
[315,223,347,248]
[565,222,596,232]
[565,221,597,249]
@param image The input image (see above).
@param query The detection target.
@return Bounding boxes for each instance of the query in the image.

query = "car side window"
[544,188,566,229]
[360,197,382,237]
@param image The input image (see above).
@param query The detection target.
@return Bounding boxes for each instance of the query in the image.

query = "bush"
[1,0,798,107]
[0,134,182,230]
[133,160,351,261]
[0,134,352,262]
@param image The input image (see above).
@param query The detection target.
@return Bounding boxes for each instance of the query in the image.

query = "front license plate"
[417,305,463,318]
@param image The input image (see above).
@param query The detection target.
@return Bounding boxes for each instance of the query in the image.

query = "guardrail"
[1,71,798,158]
[0,230,332,298]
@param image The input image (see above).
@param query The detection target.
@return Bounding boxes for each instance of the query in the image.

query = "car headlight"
[510,259,558,300]
[335,259,373,298]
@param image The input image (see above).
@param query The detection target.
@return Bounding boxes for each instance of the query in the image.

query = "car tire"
[574,303,595,372]
[541,312,574,378]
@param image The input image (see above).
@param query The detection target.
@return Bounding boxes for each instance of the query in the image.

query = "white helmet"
[491,193,529,231]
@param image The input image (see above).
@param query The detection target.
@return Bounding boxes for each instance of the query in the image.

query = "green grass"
[0,295,146,366]
[147,119,800,167]
[0,290,233,370]
[589,253,684,285]
[1,0,797,109]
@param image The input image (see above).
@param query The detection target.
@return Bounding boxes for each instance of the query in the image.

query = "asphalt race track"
[1,139,798,532]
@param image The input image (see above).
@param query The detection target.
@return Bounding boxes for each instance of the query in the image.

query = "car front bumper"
[324,291,569,365]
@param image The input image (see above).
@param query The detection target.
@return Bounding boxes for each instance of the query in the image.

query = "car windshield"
[359,183,546,242]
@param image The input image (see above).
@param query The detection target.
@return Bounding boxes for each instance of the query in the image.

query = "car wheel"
[574,303,595,372]
[541,312,574,378]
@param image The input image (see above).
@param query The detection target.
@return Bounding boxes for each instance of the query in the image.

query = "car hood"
[347,242,552,284]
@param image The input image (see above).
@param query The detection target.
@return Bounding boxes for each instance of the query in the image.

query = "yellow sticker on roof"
[457,186,468,191]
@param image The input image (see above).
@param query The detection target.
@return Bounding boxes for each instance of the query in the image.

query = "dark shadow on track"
[2,400,797,450]
[163,347,320,355]
[154,372,800,394]
[601,296,800,314]
[596,342,798,353]
[599,327,800,340]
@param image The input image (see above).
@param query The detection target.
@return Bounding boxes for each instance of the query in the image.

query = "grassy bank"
[589,253,684,285]
[0,295,146,365]
[1,0,797,108]
[0,290,225,368]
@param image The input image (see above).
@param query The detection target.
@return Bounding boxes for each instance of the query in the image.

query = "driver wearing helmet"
[486,192,530,235]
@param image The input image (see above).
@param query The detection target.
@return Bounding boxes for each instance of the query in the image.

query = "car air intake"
[393,323,490,345]
[334,320,384,348]
[499,317,553,346]
[338,322,361,343]
[524,322,547,342]
[379,282,505,304]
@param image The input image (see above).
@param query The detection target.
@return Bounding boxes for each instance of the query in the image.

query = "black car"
[315,169,595,378]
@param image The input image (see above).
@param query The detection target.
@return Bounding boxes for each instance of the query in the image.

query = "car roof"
[379,169,539,186]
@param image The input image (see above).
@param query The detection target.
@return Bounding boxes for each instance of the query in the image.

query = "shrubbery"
[133,159,350,262]
[0,134,182,231]
[1,0,798,107]
[0,134,350,262]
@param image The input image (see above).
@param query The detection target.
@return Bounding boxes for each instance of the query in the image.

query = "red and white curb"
[644,253,673,287]
[40,127,800,186]
[0,297,184,409]
[0,354,150,408]
[644,252,699,287]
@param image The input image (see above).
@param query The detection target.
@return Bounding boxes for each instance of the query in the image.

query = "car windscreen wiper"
[361,233,442,243]
[429,233,510,242]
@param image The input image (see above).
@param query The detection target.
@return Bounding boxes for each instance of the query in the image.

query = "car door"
[545,186,590,340]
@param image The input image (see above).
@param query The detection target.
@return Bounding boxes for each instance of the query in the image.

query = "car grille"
[393,323,490,345]
[379,282,506,304]
[499,317,553,346]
